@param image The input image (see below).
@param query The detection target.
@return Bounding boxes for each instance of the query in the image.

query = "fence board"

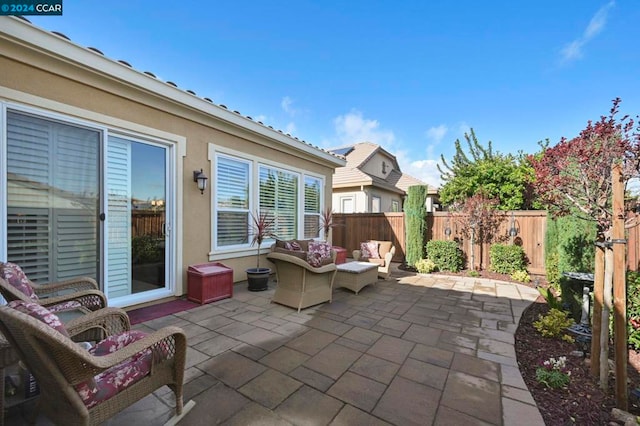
[332,213,405,262]
[428,211,547,275]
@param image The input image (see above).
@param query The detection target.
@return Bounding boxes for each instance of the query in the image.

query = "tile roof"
[6,16,344,166]
[330,142,431,194]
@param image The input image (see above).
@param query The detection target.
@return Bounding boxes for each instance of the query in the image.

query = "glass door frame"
[105,132,176,308]
[0,102,177,308]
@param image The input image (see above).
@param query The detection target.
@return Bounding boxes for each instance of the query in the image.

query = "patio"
[4,266,545,425]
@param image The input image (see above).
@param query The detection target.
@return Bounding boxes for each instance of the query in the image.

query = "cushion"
[47,300,84,313]
[284,241,302,251]
[377,241,392,257]
[76,330,153,409]
[360,241,380,259]
[8,300,69,337]
[273,246,307,260]
[295,239,313,252]
[307,241,333,267]
[367,258,386,266]
[0,262,37,300]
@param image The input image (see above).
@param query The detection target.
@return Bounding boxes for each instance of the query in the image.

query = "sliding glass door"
[6,111,100,283]
[4,108,174,307]
[107,136,169,301]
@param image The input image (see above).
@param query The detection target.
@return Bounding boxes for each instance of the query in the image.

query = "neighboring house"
[0,17,345,308]
[330,142,439,213]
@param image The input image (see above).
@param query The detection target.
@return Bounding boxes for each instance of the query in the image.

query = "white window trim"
[208,143,325,260]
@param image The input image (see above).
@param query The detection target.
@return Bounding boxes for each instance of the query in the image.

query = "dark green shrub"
[425,240,463,272]
[405,185,428,267]
[627,271,640,350]
[489,244,526,274]
[132,235,163,264]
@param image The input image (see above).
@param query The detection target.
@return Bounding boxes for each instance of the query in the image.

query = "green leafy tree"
[404,185,428,267]
[438,129,537,210]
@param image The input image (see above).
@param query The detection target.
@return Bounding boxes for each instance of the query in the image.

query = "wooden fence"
[428,211,548,275]
[332,213,406,262]
[333,211,548,275]
[131,211,164,238]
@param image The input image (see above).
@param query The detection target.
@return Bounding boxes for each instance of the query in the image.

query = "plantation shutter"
[106,137,132,297]
[216,156,249,247]
[6,111,99,283]
[304,177,321,239]
[259,166,297,241]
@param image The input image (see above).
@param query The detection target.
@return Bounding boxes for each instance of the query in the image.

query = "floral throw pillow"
[1,262,38,300]
[284,241,302,251]
[8,300,69,337]
[360,241,380,259]
[307,241,332,267]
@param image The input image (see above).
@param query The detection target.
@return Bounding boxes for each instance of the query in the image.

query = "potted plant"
[246,210,277,291]
[319,208,338,241]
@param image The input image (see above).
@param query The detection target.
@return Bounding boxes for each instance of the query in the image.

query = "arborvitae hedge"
[405,185,428,267]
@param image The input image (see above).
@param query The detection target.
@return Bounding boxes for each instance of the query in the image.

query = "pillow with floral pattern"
[8,300,69,337]
[360,241,380,259]
[0,262,37,300]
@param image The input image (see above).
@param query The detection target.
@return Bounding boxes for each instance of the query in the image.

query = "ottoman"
[335,262,378,294]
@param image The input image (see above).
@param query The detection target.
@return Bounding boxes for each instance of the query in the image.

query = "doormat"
[127,298,199,325]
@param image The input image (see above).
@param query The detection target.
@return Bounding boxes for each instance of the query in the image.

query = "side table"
[331,246,347,264]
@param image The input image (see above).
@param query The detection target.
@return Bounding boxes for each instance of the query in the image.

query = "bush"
[533,308,574,338]
[489,244,526,274]
[536,356,571,389]
[559,276,584,323]
[415,258,437,273]
[425,240,463,272]
[510,270,530,283]
[628,271,640,350]
[405,186,428,267]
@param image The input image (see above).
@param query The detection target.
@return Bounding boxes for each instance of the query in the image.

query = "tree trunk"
[600,245,613,390]
[591,242,605,377]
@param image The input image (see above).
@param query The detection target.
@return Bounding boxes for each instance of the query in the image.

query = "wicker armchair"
[266,251,337,312]
[0,261,107,313]
[352,240,396,280]
[0,301,187,425]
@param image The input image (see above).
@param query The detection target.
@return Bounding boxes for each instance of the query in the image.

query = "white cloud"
[333,110,395,147]
[426,125,448,144]
[281,96,297,116]
[285,122,296,135]
[406,158,444,189]
[254,114,268,123]
[560,1,614,64]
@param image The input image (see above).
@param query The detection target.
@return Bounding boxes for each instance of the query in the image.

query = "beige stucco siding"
[0,22,342,298]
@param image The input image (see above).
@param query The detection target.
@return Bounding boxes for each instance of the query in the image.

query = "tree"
[450,192,503,270]
[438,129,536,210]
[530,98,640,396]
[404,185,428,267]
[530,98,640,235]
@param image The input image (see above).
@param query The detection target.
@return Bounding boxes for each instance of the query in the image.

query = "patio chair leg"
[164,399,195,426]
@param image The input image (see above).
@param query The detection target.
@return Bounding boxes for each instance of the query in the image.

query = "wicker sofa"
[267,241,337,312]
[352,240,396,279]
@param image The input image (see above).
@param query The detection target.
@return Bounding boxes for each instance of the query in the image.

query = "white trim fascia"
[0,17,345,168]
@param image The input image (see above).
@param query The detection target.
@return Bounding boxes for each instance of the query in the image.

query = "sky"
[27,0,640,189]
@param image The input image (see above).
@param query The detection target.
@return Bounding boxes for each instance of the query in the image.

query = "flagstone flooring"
[4,266,546,425]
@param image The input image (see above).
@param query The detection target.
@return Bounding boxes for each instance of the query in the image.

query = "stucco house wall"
[0,17,344,307]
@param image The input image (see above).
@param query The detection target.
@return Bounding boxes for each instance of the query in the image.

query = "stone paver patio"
[5,265,545,426]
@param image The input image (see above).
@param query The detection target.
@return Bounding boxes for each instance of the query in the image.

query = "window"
[372,196,381,213]
[391,200,400,212]
[213,150,323,252]
[304,177,321,239]
[259,166,298,241]
[216,155,250,247]
[341,197,354,213]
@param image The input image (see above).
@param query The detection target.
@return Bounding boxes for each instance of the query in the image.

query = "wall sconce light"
[509,211,519,237]
[193,169,208,194]
[444,217,452,239]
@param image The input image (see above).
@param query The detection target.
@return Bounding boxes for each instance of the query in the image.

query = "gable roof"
[330,142,431,194]
[0,16,345,168]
